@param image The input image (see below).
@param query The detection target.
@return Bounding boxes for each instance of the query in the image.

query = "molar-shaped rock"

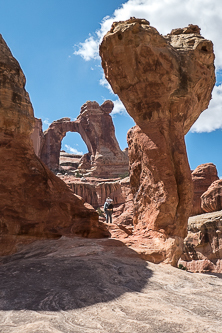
[99,18,215,265]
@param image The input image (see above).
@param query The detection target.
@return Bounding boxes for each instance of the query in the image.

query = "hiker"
[104,197,113,223]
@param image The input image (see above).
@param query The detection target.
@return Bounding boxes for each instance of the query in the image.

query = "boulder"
[39,100,129,178]
[0,34,110,256]
[201,179,222,213]
[191,163,219,216]
[100,18,215,265]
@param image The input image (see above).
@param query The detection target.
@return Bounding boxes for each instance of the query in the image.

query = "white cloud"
[64,144,83,155]
[99,73,114,94]
[112,99,127,115]
[191,84,222,132]
[74,0,222,69]
[42,118,51,131]
[74,0,222,133]
[74,35,100,61]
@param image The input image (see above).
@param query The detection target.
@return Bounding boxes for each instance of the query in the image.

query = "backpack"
[106,202,113,210]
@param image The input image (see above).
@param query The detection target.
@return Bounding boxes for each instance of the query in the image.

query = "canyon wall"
[61,175,133,226]
[100,18,215,265]
[0,34,109,256]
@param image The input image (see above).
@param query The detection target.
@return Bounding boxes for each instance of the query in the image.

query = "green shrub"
[178,264,188,271]
[96,207,105,217]
[119,172,129,179]
[75,170,83,178]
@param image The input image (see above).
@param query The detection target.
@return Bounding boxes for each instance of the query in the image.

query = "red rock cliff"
[0,34,109,255]
[100,18,215,265]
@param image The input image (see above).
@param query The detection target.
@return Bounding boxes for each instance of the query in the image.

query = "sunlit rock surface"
[180,210,222,273]
[201,179,222,213]
[0,34,109,256]
[100,18,215,265]
[0,237,221,333]
[191,163,219,216]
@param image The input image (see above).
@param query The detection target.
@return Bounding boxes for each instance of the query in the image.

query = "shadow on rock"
[0,237,152,311]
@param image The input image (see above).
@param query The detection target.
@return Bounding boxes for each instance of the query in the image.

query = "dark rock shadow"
[0,238,152,311]
[205,272,222,279]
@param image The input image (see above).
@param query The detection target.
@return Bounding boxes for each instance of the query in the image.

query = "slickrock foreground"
[0,34,109,256]
[100,18,215,265]
[0,237,221,333]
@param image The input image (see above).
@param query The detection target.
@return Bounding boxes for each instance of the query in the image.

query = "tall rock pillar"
[100,18,215,265]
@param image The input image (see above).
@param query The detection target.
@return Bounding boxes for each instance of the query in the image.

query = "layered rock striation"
[100,18,215,265]
[60,174,133,226]
[191,163,219,216]
[39,101,129,178]
[0,34,109,255]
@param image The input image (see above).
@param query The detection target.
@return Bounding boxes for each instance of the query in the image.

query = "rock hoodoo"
[0,34,109,255]
[39,101,129,178]
[191,163,219,216]
[100,18,215,265]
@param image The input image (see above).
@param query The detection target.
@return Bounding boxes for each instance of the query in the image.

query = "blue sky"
[0,0,222,175]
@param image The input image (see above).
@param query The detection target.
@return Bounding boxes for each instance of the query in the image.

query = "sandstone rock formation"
[191,163,219,216]
[0,34,109,256]
[201,179,222,213]
[60,174,133,225]
[179,210,222,273]
[30,117,44,157]
[39,101,129,178]
[59,151,82,171]
[100,18,215,265]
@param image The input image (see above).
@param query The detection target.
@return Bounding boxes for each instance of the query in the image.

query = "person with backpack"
[104,197,113,223]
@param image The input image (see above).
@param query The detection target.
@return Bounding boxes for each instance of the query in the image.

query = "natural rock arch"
[39,100,129,178]
[0,34,109,256]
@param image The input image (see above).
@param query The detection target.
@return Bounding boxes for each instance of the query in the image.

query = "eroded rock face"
[179,211,222,273]
[60,174,133,226]
[191,163,219,216]
[30,117,44,157]
[39,101,129,178]
[100,18,215,265]
[201,179,222,213]
[0,35,109,255]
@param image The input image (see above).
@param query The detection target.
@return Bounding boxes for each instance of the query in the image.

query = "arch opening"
[60,132,89,173]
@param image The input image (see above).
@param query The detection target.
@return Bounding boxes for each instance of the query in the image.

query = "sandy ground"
[0,236,221,333]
